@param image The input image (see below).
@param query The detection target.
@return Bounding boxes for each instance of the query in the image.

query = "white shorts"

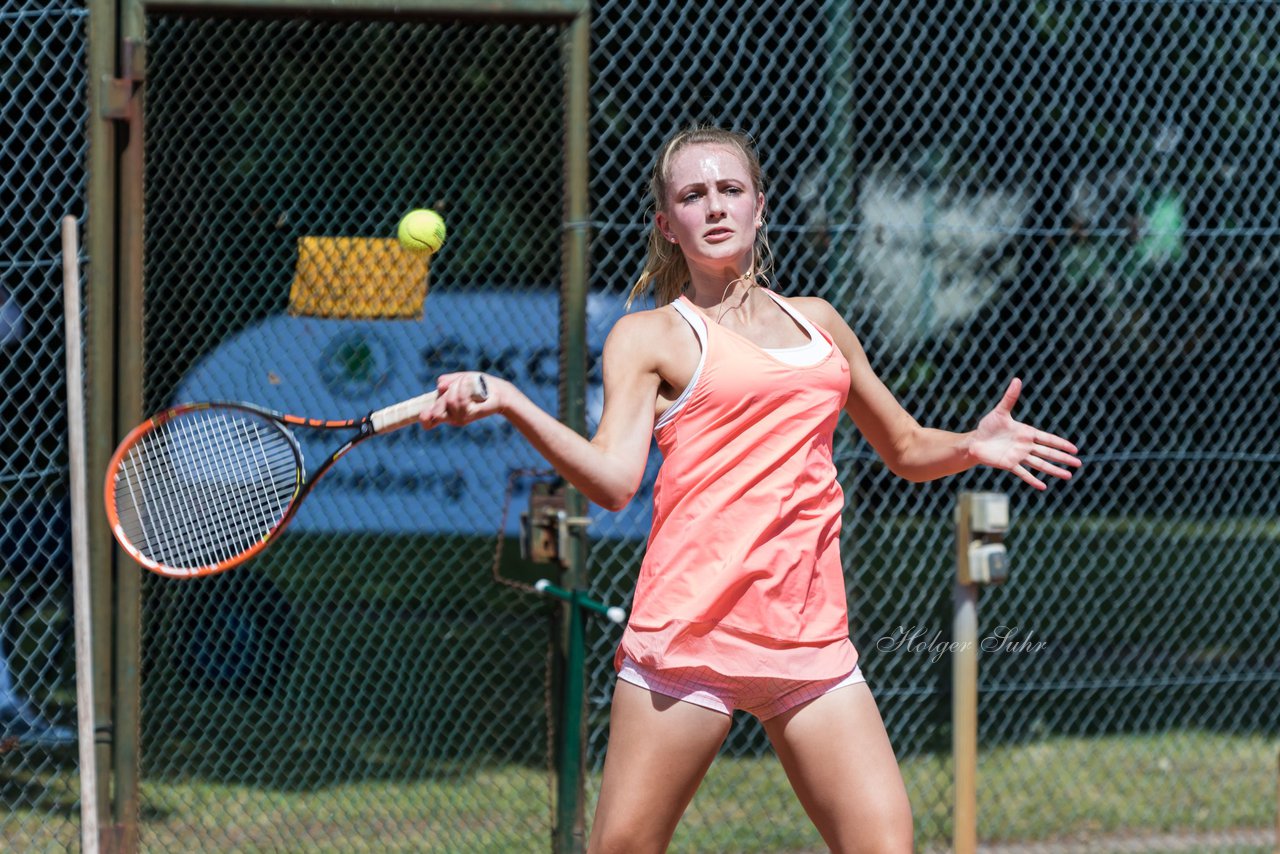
[617,656,866,721]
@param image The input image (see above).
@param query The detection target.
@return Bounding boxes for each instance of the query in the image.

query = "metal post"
[953,491,1009,854]
[63,217,99,854]
[558,589,587,847]
[953,495,979,854]
[918,148,939,337]
[85,2,121,850]
[952,583,979,854]
[112,4,148,851]
[555,8,591,853]
[821,0,858,300]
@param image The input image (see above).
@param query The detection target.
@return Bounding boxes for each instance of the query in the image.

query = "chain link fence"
[0,2,88,852]
[134,12,573,852]
[3,1,1280,852]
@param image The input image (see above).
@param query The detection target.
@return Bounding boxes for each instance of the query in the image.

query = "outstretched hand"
[968,378,1081,490]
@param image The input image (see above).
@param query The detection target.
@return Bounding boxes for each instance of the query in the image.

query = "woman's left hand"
[968,378,1082,490]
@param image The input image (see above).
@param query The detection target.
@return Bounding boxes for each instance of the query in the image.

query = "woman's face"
[655,143,764,273]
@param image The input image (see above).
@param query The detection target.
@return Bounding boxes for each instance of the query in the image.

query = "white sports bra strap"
[760,290,832,366]
[761,289,824,342]
[655,300,709,431]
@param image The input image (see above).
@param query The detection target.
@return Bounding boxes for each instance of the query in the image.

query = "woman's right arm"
[421,311,664,512]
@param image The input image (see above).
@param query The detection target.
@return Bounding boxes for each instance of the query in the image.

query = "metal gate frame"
[84,2,591,850]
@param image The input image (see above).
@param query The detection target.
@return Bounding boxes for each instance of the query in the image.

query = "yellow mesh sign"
[288,236,431,319]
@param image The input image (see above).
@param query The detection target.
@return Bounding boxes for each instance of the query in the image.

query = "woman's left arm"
[796,298,1081,490]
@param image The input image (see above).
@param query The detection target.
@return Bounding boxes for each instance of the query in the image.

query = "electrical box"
[521,482,566,565]
[968,492,1009,535]
[517,480,592,568]
[966,542,1009,585]
[956,491,1010,587]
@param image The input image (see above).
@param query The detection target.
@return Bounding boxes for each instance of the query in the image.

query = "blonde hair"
[626,126,776,309]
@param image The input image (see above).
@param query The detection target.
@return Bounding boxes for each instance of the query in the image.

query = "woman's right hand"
[419,371,506,429]
[415,311,666,511]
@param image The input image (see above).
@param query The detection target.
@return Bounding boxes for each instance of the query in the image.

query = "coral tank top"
[617,289,859,679]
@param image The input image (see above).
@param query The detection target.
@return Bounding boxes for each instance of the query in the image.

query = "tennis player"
[422,126,1081,854]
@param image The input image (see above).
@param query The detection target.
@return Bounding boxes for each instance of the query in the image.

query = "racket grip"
[370,392,439,433]
[369,376,489,433]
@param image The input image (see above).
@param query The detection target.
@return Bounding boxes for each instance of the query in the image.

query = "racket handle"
[369,375,489,433]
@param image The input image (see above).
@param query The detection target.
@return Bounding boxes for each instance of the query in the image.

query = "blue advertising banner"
[172,290,659,540]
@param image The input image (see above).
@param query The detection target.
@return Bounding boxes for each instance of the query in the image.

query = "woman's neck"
[684,273,763,321]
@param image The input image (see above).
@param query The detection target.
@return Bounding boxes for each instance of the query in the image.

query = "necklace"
[712,273,757,325]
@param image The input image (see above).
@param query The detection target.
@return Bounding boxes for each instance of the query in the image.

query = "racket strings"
[112,409,301,571]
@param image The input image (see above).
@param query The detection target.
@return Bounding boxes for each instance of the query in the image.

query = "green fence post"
[556,7,591,852]
[85,2,119,849]
[113,3,148,850]
[558,589,587,851]
[822,0,858,300]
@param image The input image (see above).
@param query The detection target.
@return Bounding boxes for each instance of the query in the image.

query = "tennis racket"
[104,377,488,579]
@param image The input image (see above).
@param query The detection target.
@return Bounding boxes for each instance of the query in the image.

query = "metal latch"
[521,482,591,567]
[101,38,145,120]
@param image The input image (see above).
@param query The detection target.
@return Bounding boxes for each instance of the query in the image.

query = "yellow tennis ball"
[397,209,447,254]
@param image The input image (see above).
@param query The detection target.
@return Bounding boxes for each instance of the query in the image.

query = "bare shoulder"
[606,304,685,345]
[603,304,691,365]
[780,295,851,335]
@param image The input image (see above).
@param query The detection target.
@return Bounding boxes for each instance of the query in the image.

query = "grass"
[3,729,1275,852]
[4,520,1276,851]
[663,729,1278,852]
